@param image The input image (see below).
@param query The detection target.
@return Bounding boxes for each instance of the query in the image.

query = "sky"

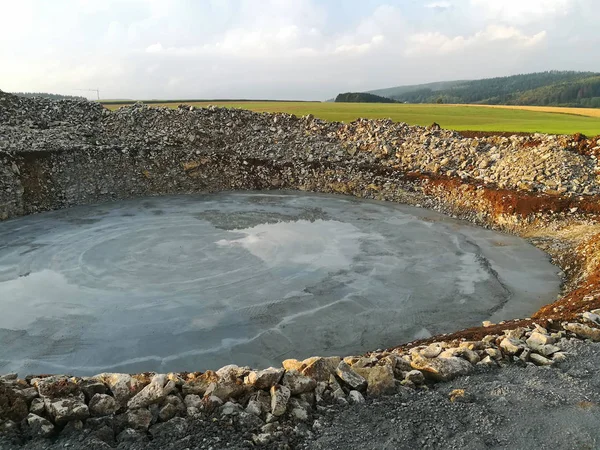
[0,0,598,100]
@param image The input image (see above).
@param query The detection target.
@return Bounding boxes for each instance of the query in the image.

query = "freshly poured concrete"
[0,192,561,376]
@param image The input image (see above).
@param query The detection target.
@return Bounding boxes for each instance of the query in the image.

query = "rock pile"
[2,309,600,446]
[1,91,600,196]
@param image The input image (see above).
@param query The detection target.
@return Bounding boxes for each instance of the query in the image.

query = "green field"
[102,101,600,136]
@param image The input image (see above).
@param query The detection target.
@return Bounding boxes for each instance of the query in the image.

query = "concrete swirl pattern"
[0,192,561,376]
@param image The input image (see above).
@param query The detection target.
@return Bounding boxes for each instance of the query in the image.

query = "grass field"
[102,101,600,136]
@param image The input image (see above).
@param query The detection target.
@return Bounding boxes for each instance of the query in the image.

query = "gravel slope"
[307,338,600,450]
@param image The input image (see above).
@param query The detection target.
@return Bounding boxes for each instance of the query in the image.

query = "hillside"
[335,92,397,103]
[366,71,600,107]
[368,80,467,99]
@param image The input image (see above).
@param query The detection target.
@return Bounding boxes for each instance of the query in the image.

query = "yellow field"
[101,101,600,135]
[456,104,600,118]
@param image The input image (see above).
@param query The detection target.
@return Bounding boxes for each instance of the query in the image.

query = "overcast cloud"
[0,0,598,100]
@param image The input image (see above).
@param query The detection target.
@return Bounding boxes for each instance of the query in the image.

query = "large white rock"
[246,367,284,390]
[95,373,145,407]
[410,355,472,382]
[127,374,176,409]
[44,396,89,425]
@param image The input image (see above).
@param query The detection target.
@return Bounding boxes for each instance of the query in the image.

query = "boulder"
[127,408,152,430]
[282,370,317,395]
[530,353,553,366]
[564,323,600,341]
[202,395,223,413]
[270,385,291,417]
[159,395,185,422]
[116,428,147,444]
[526,331,555,347]
[158,402,178,422]
[26,413,55,438]
[246,367,284,390]
[410,355,472,382]
[89,393,118,417]
[246,399,263,417]
[354,365,396,396]
[301,357,341,382]
[438,347,480,364]
[582,311,600,325]
[16,387,39,403]
[220,401,243,416]
[127,374,176,409]
[499,337,525,355]
[204,379,246,402]
[29,397,45,415]
[45,396,90,424]
[348,390,365,404]
[381,354,412,372]
[216,365,251,380]
[420,343,443,358]
[34,376,81,399]
[282,359,305,372]
[95,374,145,407]
[149,417,188,440]
[0,385,29,422]
[404,370,425,385]
[335,361,367,392]
[289,404,309,421]
[181,371,219,396]
[184,394,202,409]
[80,379,108,401]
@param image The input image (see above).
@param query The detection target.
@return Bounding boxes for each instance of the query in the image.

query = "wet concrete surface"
[0,192,561,376]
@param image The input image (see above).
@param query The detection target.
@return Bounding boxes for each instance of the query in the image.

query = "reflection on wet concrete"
[0,192,561,376]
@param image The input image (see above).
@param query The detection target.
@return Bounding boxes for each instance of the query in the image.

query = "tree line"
[11,92,87,101]
[387,71,600,107]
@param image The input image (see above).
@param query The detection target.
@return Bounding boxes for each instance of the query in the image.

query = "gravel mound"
[2,91,600,195]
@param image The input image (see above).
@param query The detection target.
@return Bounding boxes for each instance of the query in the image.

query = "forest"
[363,71,600,107]
[335,92,397,103]
[11,92,87,101]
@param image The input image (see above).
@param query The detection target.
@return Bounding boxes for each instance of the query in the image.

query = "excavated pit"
[0,191,561,376]
[4,92,600,447]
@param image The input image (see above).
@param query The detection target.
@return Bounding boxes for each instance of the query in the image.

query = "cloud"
[0,0,596,100]
[334,35,385,55]
[425,1,452,10]
[406,25,547,56]
[470,0,573,24]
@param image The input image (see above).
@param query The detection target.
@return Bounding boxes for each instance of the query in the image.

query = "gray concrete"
[0,192,561,376]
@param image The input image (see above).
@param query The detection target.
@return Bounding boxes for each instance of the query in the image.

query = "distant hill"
[335,92,397,103]
[364,71,600,108]
[11,92,88,101]
[368,80,468,99]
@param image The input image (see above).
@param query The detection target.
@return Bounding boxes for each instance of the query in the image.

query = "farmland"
[101,101,600,136]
